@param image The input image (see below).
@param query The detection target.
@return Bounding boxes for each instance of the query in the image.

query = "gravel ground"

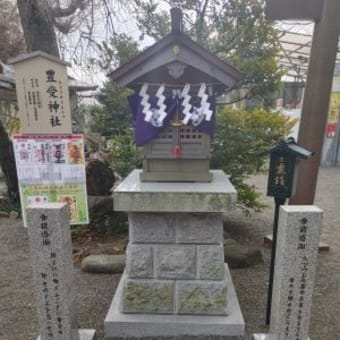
[1,167,340,340]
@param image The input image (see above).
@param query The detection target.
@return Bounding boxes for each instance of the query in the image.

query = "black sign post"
[266,138,313,325]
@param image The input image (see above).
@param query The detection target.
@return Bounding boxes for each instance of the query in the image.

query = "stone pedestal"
[105,170,244,339]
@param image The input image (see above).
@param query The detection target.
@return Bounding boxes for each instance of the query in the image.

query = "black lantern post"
[265,137,313,325]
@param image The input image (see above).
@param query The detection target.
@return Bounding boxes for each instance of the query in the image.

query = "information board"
[13,134,89,226]
[9,52,72,134]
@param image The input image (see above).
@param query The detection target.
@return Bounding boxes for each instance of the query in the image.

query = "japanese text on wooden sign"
[11,53,72,134]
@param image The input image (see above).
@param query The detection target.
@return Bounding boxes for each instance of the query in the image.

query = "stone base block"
[177,280,227,315]
[38,329,96,340]
[104,264,244,339]
[122,279,174,314]
[253,335,310,340]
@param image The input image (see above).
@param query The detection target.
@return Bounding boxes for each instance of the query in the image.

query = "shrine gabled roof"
[108,30,242,92]
[8,51,71,67]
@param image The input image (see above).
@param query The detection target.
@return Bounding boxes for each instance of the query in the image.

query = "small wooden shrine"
[109,6,242,182]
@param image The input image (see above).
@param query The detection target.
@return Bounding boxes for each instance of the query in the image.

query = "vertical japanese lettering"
[275,156,287,186]
[40,214,51,246]
[46,69,63,128]
[298,218,308,250]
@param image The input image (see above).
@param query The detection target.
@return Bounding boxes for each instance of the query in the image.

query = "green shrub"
[105,128,142,178]
[211,108,297,213]
[88,82,133,138]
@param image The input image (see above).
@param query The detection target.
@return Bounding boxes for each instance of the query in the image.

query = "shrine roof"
[7,51,71,67]
[108,30,242,92]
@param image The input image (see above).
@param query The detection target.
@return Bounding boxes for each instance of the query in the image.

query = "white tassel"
[181,84,192,125]
[197,83,213,121]
[139,84,153,122]
[155,84,167,125]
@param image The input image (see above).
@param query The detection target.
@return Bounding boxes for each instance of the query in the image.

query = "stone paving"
[1,167,340,339]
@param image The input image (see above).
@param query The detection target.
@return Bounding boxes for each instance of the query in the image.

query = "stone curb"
[81,255,126,274]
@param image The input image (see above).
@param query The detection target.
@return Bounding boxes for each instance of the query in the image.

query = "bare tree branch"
[52,16,73,34]
[196,0,210,41]
[200,0,210,22]
[50,0,89,18]
[103,0,115,36]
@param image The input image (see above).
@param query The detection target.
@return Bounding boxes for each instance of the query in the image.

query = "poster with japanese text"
[13,134,89,227]
[12,54,72,134]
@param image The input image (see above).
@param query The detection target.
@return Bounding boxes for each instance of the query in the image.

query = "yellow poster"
[329,92,340,123]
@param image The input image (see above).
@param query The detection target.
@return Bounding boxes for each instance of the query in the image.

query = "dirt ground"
[1,167,340,340]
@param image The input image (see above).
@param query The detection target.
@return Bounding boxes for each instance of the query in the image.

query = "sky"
[62,1,169,88]
[61,2,338,90]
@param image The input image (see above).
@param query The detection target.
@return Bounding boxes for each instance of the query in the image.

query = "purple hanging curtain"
[127,92,216,146]
[128,94,177,146]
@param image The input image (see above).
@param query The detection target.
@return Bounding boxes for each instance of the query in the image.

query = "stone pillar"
[105,170,244,339]
[254,205,322,340]
[26,203,95,340]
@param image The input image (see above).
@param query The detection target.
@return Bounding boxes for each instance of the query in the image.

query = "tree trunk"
[17,0,60,57]
[0,120,19,201]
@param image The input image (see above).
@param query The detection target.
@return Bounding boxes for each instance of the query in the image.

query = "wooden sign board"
[266,0,324,20]
[8,51,72,134]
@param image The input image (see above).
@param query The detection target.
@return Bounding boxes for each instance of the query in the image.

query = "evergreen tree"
[132,0,282,103]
